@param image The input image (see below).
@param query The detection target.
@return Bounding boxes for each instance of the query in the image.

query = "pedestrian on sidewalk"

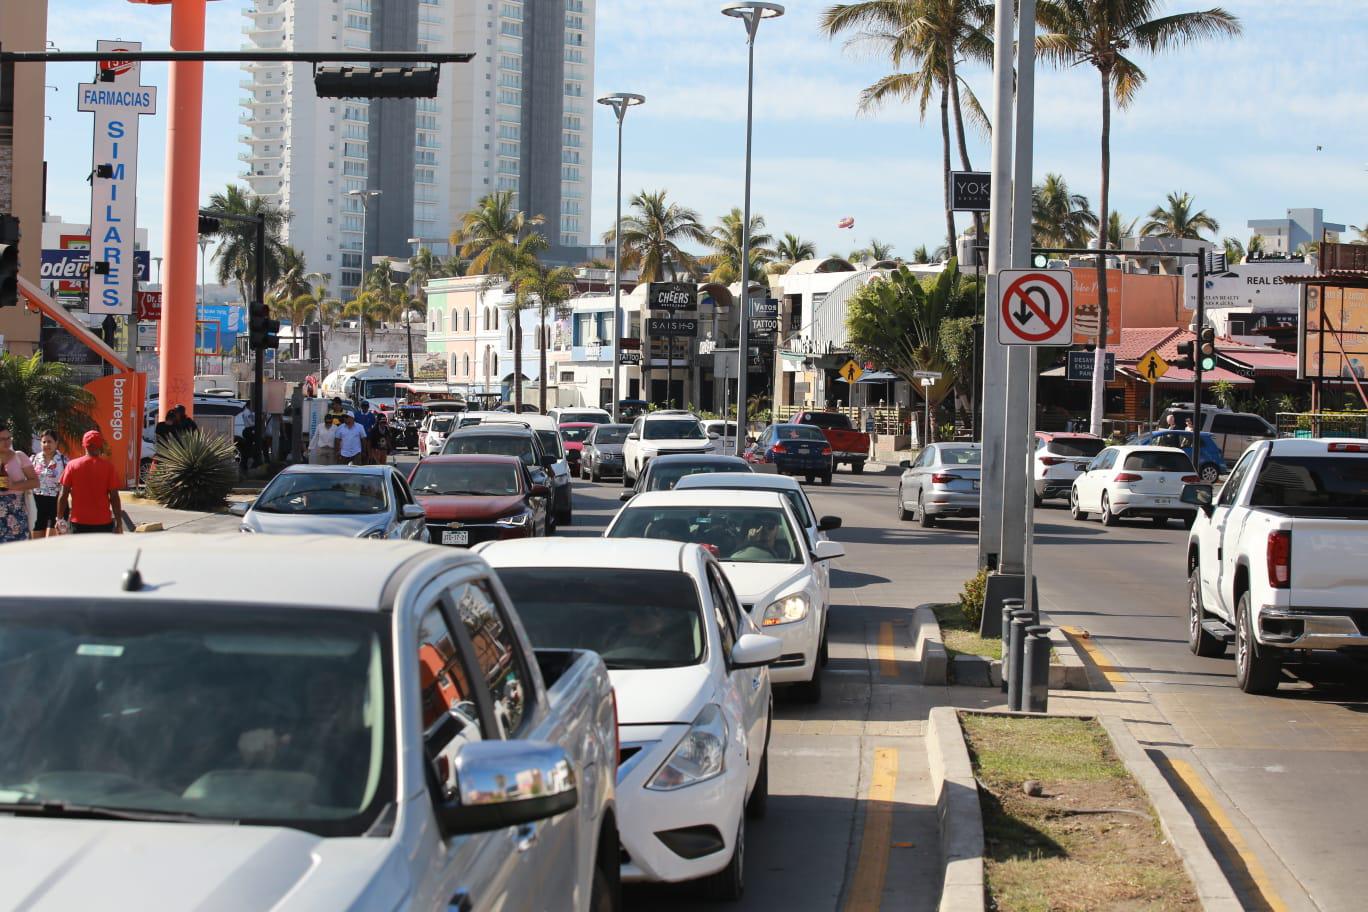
[0,422,41,544]
[310,414,339,465]
[57,430,124,535]
[335,413,369,466]
[29,431,68,539]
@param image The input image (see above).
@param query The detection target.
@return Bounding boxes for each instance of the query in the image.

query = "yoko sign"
[949,171,991,212]
[77,40,157,317]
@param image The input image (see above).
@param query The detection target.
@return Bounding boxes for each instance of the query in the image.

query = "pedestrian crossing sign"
[839,360,864,384]
[1139,350,1169,384]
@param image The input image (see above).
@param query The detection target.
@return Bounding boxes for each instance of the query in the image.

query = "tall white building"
[241,0,594,302]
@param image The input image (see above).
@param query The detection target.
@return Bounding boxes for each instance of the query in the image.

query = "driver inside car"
[730,513,783,561]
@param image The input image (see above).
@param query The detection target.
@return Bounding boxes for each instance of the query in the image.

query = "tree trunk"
[539,307,548,414]
[940,81,956,256]
[1088,65,1113,437]
[513,306,523,411]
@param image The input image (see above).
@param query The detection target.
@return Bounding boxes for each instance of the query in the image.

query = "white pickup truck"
[1183,438,1368,694]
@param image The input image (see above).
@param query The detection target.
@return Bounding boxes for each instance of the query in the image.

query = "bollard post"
[1023,625,1053,713]
[1000,598,1023,692]
[1007,610,1034,711]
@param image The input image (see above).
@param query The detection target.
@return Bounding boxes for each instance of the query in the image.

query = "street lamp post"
[196,237,210,372]
[721,2,783,455]
[596,91,645,421]
[347,188,382,363]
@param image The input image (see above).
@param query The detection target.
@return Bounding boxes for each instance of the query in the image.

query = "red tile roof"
[1114,327,1184,362]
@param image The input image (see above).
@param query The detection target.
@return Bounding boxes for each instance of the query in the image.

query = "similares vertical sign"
[77,40,157,317]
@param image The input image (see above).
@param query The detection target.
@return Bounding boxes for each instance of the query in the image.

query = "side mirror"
[708,432,721,440]
[813,540,846,561]
[731,633,782,669]
[229,501,251,517]
[433,740,578,837]
[817,515,842,532]
[531,482,551,498]
[898,459,911,469]
[627,432,639,441]
[401,504,426,520]
[1181,483,1215,515]
[619,490,634,502]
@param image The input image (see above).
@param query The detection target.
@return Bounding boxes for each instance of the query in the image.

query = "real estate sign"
[1183,261,1314,311]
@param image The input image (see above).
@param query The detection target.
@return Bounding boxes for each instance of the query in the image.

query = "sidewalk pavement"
[122,494,249,535]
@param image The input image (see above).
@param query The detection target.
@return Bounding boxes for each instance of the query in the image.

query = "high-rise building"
[241,0,593,302]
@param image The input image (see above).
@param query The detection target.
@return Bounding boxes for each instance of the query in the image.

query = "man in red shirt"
[57,430,124,535]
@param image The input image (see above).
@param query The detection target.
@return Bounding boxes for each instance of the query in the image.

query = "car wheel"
[851,460,865,475]
[1070,487,1087,521]
[819,621,830,667]
[1100,493,1118,527]
[746,745,769,820]
[805,474,815,484]
[1182,514,1196,529]
[918,493,936,528]
[589,856,620,912]
[1188,564,1226,658]
[622,469,633,488]
[701,817,745,901]
[793,666,822,704]
[591,463,601,482]
[897,486,914,522]
[822,472,833,486]
[1235,591,1281,694]
[1199,463,1221,484]
[1033,492,1043,509]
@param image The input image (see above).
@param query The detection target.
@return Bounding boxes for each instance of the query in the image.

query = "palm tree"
[776,233,817,264]
[601,190,709,281]
[1037,0,1242,434]
[703,208,775,283]
[206,184,290,303]
[274,292,320,360]
[1246,233,1266,258]
[0,352,96,449]
[452,191,546,278]
[1348,224,1368,245]
[270,245,312,301]
[1222,236,1245,265]
[1032,173,1099,248]
[1105,211,1138,249]
[1141,191,1220,239]
[497,234,550,410]
[821,1,993,254]
[851,238,897,262]
[512,262,576,412]
[343,291,388,362]
[407,246,446,303]
[910,244,932,264]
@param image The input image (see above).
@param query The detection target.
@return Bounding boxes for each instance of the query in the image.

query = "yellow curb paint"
[1060,624,1127,684]
[1169,757,1289,912]
[843,747,899,912]
[878,621,897,678]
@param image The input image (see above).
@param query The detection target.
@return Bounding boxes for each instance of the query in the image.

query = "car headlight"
[762,592,810,627]
[359,527,388,539]
[647,704,727,791]
[496,510,531,527]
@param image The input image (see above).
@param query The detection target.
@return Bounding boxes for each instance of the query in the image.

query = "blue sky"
[40,0,1368,268]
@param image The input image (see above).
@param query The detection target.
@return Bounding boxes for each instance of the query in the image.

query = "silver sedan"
[896,443,982,527]
[233,464,427,539]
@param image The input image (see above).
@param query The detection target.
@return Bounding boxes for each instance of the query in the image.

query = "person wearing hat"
[57,430,124,535]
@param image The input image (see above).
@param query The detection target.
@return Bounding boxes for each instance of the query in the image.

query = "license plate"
[797,446,811,454]
[441,530,470,545]
[1152,498,1171,506]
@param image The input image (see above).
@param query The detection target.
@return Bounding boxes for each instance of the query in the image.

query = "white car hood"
[0,819,400,910]
[610,665,715,726]
[719,562,809,606]
[244,512,384,537]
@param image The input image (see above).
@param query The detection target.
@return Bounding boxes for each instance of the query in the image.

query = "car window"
[644,419,706,440]
[444,433,535,465]
[611,505,802,564]
[1248,455,1368,509]
[1088,449,1111,471]
[390,474,408,508]
[1217,450,1258,506]
[799,412,850,430]
[783,489,815,528]
[1123,451,1194,473]
[705,565,739,656]
[450,579,530,737]
[1046,438,1105,458]
[939,446,982,465]
[558,425,593,443]
[536,430,564,459]
[416,603,486,802]
[592,426,628,445]
[1232,415,1273,435]
[410,461,521,495]
[774,425,828,442]
[1210,415,1237,434]
[254,472,388,515]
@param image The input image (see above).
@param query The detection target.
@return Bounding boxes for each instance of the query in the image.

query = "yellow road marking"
[1060,624,1128,684]
[1168,757,1289,912]
[878,621,897,678]
[843,747,898,912]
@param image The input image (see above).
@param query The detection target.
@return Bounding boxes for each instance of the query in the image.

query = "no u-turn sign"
[997,269,1074,346]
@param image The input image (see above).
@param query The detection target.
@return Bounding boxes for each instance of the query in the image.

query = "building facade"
[0,0,48,355]
[1248,208,1345,256]
[241,0,594,302]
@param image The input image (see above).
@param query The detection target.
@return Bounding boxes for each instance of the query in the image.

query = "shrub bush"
[145,430,239,512]
[958,567,989,631]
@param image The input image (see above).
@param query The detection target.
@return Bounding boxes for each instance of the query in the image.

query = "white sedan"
[1070,444,1201,527]
[476,537,780,900]
[604,489,843,703]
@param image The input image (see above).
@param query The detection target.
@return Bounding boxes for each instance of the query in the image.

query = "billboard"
[1183,261,1314,312]
[1300,285,1368,381]
[1068,268,1122,347]
[40,247,152,292]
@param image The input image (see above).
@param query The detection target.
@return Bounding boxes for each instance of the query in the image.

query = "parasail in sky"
[837,216,855,229]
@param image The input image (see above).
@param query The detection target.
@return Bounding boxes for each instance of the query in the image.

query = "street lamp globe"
[595,91,645,114]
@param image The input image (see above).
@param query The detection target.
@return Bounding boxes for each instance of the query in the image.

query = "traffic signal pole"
[1192,255,1206,471]
[253,214,266,465]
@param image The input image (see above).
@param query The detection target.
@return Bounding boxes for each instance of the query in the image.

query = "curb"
[913,605,949,685]
[916,605,1089,690]
[927,707,985,912]
[1099,717,1243,912]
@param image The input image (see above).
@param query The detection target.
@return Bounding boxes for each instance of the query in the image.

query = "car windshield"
[443,434,535,465]
[558,425,593,443]
[1123,451,1193,473]
[1047,438,1105,458]
[643,419,705,440]
[429,416,455,433]
[535,430,564,459]
[1249,456,1368,510]
[410,462,520,496]
[800,412,850,430]
[593,427,629,445]
[253,473,387,515]
[559,412,609,425]
[706,422,739,436]
[0,601,392,837]
[610,506,802,564]
[361,379,399,400]
[773,425,828,442]
[495,568,704,670]
[645,462,743,492]
[938,447,982,466]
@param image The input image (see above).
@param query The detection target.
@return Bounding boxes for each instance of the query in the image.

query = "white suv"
[622,411,718,487]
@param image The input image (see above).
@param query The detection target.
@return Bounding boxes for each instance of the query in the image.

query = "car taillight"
[1328,442,1363,453]
[1114,472,1142,482]
[1267,531,1291,589]
[770,443,788,454]
[1041,456,1065,466]
[822,446,833,456]
[1181,475,1200,483]
[931,473,960,484]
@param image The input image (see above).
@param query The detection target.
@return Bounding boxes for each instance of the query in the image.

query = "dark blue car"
[1128,430,1227,482]
[745,423,835,484]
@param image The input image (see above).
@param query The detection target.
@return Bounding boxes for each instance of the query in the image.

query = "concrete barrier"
[927,707,985,912]
[912,605,949,685]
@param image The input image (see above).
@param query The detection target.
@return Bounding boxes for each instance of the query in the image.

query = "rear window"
[1123,451,1193,473]
[443,434,534,465]
[938,447,982,466]
[1047,438,1105,458]
[774,425,828,442]
[1249,456,1368,510]
[798,412,851,430]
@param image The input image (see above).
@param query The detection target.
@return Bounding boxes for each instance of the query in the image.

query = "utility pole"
[253,213,265,465]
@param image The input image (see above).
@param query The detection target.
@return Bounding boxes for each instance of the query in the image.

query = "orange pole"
[157,0,207,420]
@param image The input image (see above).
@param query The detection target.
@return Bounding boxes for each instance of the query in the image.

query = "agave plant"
[145,430,240,512]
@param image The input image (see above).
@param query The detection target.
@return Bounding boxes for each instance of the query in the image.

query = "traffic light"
[248,301,280,350]
[0,215,19,309]
[1174,339,1196,371]
[313,66,440,99]
[1198,326,1218,372]
[197,214,221,235]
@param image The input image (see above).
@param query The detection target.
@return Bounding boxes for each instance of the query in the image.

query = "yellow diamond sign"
[839,359,864,384]
[1138,350,1169,384]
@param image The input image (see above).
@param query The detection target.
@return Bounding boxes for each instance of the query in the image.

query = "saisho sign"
[648,281,698,313]
[997,269,1074,346]
[647,317,699,338]
[77,40,157,317]
[949,171,991,212]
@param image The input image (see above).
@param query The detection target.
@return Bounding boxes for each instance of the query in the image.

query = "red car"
[557,422,597,475]
[793,410,871,474]
[407,454,551,546]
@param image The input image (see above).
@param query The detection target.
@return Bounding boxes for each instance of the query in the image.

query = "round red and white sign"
[997,270,1074,346]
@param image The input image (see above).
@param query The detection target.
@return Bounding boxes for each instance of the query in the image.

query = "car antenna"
[122,549,144,592]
